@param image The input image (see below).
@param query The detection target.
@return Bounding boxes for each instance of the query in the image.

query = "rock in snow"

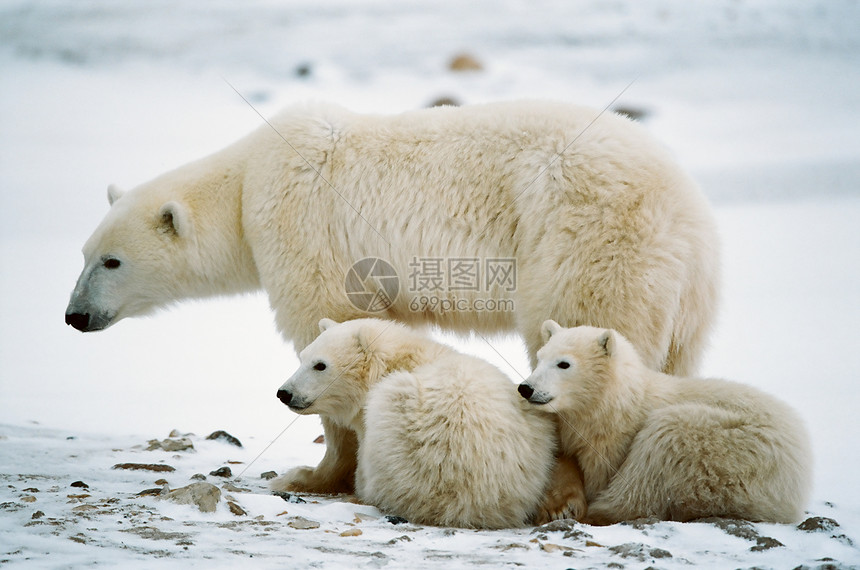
[159,482,221,513]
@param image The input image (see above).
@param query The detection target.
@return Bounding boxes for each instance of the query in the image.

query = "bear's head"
[65,184,197,332]
[517,320,632,413]
[276,318,418,426]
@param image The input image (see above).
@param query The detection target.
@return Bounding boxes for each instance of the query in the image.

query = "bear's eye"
[103,258,121,270]
[313,362,326,372]
[557,360,570,369]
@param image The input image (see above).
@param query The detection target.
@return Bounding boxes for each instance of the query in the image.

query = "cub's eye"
[313,362,327,372]
[557,361,570,369]
[103,258,121,269]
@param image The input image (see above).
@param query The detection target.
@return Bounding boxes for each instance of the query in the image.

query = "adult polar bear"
[66,100,719,493]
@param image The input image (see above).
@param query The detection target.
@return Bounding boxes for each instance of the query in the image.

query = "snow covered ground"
[1,1,859,567]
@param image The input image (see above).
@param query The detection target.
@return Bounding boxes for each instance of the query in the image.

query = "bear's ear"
[541,319,563,343]
[598,330,615,357]
[318,318,338,332]
[107,184,125,206]
[158,201,191,238]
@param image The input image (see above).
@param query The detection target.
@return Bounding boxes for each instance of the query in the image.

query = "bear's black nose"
[65,312,90,331]
[517,383,534,400]
[276,389,293,406]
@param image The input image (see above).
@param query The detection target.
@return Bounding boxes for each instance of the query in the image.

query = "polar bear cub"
[518,321,812,525]
[274,317,559,529]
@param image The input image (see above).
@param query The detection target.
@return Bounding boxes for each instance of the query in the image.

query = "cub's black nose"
[65,312,90,331]
[517,383,534,400]
[276,389,293,406]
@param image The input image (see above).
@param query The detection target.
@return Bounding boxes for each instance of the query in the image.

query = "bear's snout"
[518,382,554,405]
[276,389,293,406]
[517,383,534,400]
[65,312,90,332]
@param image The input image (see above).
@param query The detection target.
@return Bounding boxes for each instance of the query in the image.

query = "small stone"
[70,481,89,489]
[222,482,251,493]
[385,515,408,525]
[31,510,45,519]
[21,496,36,503]
[209,466,232,478]
[71,504,98,512]
[137,488,165,497]
[191,473,207,481]
[339,528,362,537]
[159,482,221,513]
[155,479,168,486]
[148,437,194,452]
[113,463,175,473]
[66,494,90,500]
[386,535,412,544]
[700,517,759,541]
[539,542,576,553]
[206,430,243,448]
[564,527,594,541]
[260,471,277,480]
[274,492,306,504]
[288,516,320,530]
[313,434,325,444]
[227,501,247,516]
[608,542,672,561]
[532,519,578,534]
[797,516,840,533]
[23,488,39,493]
[448,53,483,72]
[751,536,784,552]
[294,63,312,78]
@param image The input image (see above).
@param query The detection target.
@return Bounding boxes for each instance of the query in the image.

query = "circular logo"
[344,257,400,313]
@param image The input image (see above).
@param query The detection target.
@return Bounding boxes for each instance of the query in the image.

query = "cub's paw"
[269,466,316,493]
[535,492,587,525]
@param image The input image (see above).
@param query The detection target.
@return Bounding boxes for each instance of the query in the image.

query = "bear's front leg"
[534,454,588,524]
[270,418,358,494]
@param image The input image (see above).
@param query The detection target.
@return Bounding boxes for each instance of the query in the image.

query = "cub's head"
[276,318,413,425]
[65,184,195,332]
[518,320,631,413]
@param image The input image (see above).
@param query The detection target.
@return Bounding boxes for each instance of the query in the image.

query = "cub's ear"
[107,184,125,206]
[318,318,339,332]
[158,201,191,238]
[541,319,563,343]
[598,330,615,357]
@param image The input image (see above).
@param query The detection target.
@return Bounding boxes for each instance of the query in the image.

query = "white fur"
[520,322,813,524]
[67,100,720,490]
[273,318,557,529]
